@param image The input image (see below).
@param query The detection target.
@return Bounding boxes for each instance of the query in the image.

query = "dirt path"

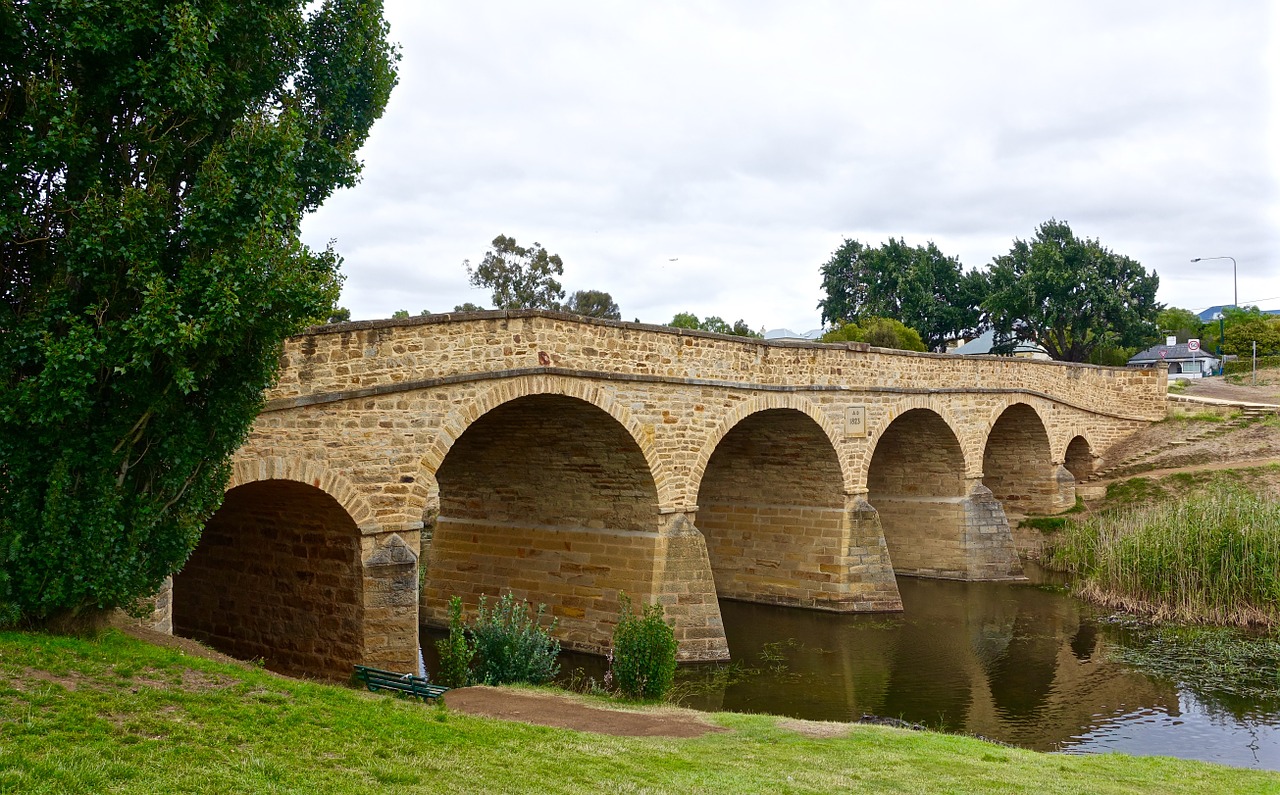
[1096,458,1279,484]
[441,686,729,738]
[114,624,729,738]
[1179,375,1280,405]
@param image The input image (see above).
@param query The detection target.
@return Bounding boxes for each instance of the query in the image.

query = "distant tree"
[327,306,353,324]
[563,290,621,320]
[1221,308,1280,356]
[667,313,760,338]
[391,310,410,319]
[465,235,565,310]
[669,312,701,330]
[0,0,397,629]
[700,316,732,335]
[983,220,1160,362]
[1155,307,1204,344]
[453,302,486,312]
[818,238,982,351]
[821,317,927,352]
[418,309,432,316]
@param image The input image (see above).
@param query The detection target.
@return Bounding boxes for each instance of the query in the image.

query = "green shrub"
[469,593,560,686]
[434,595,474,688]
[610,595,678,700]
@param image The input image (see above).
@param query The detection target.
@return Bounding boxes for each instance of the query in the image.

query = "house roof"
[1128,342,1220,364]
[950,329,1045,356]
[763,327,824,341]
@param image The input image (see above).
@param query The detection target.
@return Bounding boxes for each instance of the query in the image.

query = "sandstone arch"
[1063,435,1096,480]
[866,408,1020,580]
[421,393,667,655]
[982,402,1073,516]
[692,394,846,497]
[419,374,673,508]
[228,455,379,533]
[853,398,973,489]
[173,479,365,680]
[696,407,861,610]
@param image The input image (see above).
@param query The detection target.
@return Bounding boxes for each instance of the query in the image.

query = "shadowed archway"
[173,479,364,680]
[422,394,663,654]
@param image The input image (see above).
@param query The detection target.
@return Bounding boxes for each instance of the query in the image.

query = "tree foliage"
[563,289,621,320]
[1221,308,1280,357]
[821,317,927,351]
[0,1,398,627]
[465,235,565,310]
[1156,307,1204,344]
[817,238,983,351]
[666,313,761,338]
[983,220,1160,362]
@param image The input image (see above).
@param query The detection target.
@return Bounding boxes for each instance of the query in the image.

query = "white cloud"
[302,0,1279,328]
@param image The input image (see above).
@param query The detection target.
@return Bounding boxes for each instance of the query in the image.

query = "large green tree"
[817,238,983,351]
[983,220,1160,362]
[821,317,927,352]
[666,312,761,338]
[465,235,566,310]
[563,289,621,320]
[1221,307,1280,357]
[1155,307,1205,344]
[0,1,398,628]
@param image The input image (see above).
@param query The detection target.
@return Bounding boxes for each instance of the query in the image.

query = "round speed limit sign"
[1188,339,1200,352]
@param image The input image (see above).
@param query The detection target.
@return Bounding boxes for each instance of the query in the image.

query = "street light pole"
[1190,256,1237,308]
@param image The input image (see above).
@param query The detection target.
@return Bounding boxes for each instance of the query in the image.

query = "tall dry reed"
[1046,485,1280,626]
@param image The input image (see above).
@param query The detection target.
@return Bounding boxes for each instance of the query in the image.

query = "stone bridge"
[163,311,1166,679]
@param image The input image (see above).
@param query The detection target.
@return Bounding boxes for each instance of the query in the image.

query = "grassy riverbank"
[1046,484,1280,627]
[2,631,1277,794]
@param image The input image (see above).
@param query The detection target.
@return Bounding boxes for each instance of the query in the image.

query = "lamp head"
[1190,257,1202,263]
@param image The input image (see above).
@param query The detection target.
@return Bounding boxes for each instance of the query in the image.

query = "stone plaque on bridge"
[845,405,867,437]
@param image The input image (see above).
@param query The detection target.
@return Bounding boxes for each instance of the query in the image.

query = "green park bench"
[353,664,449,702]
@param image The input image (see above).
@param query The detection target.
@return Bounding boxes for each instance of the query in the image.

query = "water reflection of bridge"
[153,312,1165,678]
[704,577,1178,752]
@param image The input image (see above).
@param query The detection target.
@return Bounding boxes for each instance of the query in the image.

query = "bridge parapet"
[269,311,1166,424]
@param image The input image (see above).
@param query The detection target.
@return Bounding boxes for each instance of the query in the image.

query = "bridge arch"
[419,374,671,507]
[865,407,979,578]
[981,401,1072,516]
[420,390,665,654]
[692,394,846,496]
[227,456,380,532]
[853,397,973,489]
[1063,434,1097,480]
[173,474,366,680]
[694,402,849,609]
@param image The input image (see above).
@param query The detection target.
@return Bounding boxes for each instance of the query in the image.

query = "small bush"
[469,593,560,686]
[434,595,474,688]
[610,595,678,701]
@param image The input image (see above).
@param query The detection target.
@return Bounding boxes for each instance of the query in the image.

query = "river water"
[542,568,1280,771]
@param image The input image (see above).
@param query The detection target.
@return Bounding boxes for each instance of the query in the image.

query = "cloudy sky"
[300,0,1280,332]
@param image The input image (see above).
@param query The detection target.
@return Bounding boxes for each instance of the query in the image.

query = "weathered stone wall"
[172,480,364,680]
[698,409,855,609]
[165,311,1167,666]
[982,403,1071,516]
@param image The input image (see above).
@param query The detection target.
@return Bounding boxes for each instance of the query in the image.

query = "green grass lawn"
[2,630,1278,794]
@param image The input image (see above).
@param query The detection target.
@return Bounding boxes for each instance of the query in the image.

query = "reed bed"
[1046,485,1280,626]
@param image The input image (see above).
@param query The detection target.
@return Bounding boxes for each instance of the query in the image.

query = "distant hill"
[1197,306,1280,322]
